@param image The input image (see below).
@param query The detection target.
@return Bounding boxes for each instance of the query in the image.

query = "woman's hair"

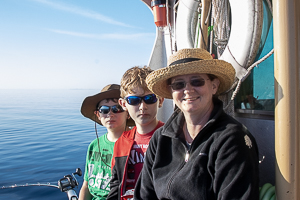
[120,66,153,98]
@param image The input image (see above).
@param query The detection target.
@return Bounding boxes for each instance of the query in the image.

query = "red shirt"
[123,121,164,199]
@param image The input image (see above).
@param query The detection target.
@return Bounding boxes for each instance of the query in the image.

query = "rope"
[94,115,111,168]
[227,0,274,101]
[266,0,273,16]
[230,49,274,100]
[212,0,230,56]
[209,15,214,54]
[166,0,174,54]
[205,3,212,25]
[174,1,179,12]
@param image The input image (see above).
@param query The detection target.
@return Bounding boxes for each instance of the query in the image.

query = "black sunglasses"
[124,94,158,106]
[169,78,209,90]
[98,105,124,114]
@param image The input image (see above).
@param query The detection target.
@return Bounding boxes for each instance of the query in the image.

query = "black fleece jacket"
[134,98,259,200]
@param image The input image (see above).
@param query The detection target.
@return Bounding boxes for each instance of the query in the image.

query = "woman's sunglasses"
[98,105,124,114]
[124,94,158,106]
[169,78,209,90]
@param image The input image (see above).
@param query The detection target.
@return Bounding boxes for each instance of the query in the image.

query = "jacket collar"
[122,126,137,140]
[161,98,224,139]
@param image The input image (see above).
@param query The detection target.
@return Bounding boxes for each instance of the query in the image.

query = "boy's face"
[95,99,128,131]
[119,87,163,128]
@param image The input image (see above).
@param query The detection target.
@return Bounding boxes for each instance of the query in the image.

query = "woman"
[134,48,259,200]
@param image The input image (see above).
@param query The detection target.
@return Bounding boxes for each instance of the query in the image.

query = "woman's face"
[170,73,220,114]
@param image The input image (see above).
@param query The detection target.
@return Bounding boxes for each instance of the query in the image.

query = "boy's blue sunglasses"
[99,105,124,114]
[124,94,158,106]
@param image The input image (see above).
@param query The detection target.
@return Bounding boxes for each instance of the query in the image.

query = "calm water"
[0,89,107,200]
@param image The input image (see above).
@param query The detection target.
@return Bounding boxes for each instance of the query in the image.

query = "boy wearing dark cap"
[79,84,133,200]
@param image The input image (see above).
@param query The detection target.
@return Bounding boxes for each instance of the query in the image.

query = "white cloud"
[48,29,155,40]
[31,0,133,28]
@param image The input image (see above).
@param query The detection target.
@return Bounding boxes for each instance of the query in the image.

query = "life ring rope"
[230,48,274,101]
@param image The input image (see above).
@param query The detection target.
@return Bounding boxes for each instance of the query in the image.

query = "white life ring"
[176,0,263,80]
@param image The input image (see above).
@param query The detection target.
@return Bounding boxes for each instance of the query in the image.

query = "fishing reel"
[1,168,83,200]
[58,168,82,200]
[58,168,82,192]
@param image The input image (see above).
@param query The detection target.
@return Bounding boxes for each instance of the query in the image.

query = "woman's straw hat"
[81,84,134,126]
[146,48,236,99]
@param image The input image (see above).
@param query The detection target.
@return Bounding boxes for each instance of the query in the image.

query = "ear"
[119,98,127,111]
[158,97,164,108]
[211,78,220,95]
[94,110,100,118]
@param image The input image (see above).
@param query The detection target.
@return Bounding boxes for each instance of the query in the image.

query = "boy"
[107,66,164,200]
[79,84,134,200]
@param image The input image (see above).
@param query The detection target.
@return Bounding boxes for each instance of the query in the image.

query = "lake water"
[0,89,108,200]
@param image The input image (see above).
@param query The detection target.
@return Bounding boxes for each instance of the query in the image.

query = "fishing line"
[2,168,82,200]
[1,182,58,189]
[93,100,129,169]
[94,114,111,168]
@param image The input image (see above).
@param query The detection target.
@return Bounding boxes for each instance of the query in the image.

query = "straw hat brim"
[81,89,135,126]
[146,59,235,99]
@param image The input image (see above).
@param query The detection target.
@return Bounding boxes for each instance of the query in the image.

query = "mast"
[273,0,300,199]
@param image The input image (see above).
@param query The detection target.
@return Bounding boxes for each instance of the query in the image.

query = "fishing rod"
[1,168,82,200]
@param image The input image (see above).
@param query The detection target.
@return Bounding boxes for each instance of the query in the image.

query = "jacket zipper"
[185,150,190,162]
[166,143,190,198]
[120,139,135,200]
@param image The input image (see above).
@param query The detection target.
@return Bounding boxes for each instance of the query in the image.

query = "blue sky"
[0,0,156,89]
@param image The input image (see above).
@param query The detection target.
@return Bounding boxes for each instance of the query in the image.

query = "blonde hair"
[120,66,153,98]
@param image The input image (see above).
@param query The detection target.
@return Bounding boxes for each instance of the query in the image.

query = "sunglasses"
[169,78,209,90]
[124,94,158,106]
[98,105,124,114]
